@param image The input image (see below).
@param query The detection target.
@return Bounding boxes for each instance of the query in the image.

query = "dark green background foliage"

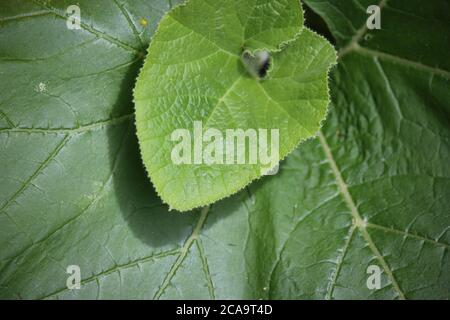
[0,0,449,299]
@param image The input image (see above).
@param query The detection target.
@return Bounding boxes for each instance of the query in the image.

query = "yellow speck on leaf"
[139,18,148,27]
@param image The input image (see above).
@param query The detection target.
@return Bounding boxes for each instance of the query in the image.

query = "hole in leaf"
[241,51,271,80]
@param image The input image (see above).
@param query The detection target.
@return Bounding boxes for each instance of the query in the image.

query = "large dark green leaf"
[0,0,449,299]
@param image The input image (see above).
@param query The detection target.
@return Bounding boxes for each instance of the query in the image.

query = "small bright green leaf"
[134,0,337,211]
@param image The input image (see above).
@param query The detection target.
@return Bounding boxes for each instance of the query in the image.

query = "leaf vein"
[0,113,133,135]
[30,0,141,54]
[318,131,406,299]
[325,226,356,300]
[366,223,450,249]
[0,134,71,213]
[153,206,211,299]
[196,239,216,299]
[39,248,181,299]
